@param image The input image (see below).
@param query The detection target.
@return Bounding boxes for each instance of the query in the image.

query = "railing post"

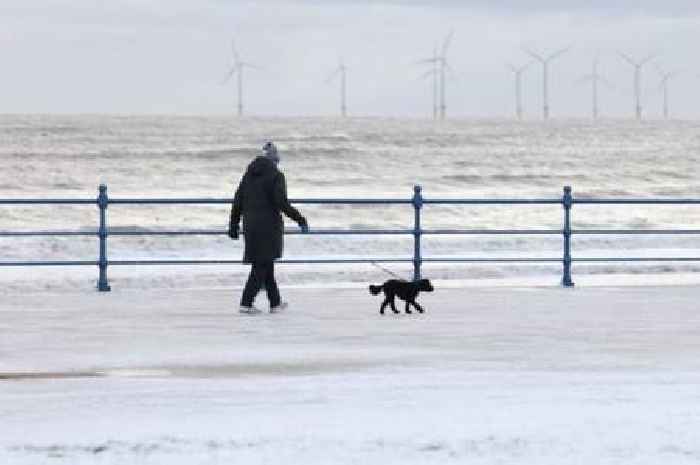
[562,185,574,287]
[412,185,423,281]
[97,184,111,292]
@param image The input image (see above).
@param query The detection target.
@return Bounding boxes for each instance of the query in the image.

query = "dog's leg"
[404,300,412,314]
[380,298,389,315]
[389,296,399,314]
[412,300,424,313]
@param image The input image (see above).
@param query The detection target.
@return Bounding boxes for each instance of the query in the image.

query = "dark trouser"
[241,261,280,307]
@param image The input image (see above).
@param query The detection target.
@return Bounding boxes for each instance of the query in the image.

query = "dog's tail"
[368,284,383,295]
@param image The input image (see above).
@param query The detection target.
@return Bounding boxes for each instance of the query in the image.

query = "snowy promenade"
[2,284,700,464]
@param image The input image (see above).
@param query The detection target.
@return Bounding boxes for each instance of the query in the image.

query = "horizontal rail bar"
[421,258,561,263]
[423,199,561,205]
[572,257,700,262]
[108,198,414,205]
[572,229,700,235]
[105,229,563,236]
[105,230,223,236]
[574,199,700,205]
[4,257,700,267]
[0,261,98,266]
[0,199,96,205]
[422,229,561,235]
[108,258,415,265]
[4,197,700,206]
[5,229,700,237]
[0,231,97,237]
[0,197,700,205]
[293,199,413,205]
[108,258,565,265]
[109,198,231,205]
[106,229,415,236]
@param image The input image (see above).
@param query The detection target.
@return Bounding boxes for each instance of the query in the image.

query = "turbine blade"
[617,52,636,66]
[325,67,341,83]
[418,69,436,80]
[441,30,454,57]
[520,60,535,72]
[231,39,240,64]
[639,54,657,67]
[547,46,571,62]
[414,57,439,65]
[522,47,544,63]
[654,63,666,77]
[221,66,237,85]
[241,62,264,71]
[511,60,535,74]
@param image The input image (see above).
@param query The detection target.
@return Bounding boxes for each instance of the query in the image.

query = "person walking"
[229,141,309,314]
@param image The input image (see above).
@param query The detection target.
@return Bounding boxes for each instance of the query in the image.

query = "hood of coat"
[247,156,278,177]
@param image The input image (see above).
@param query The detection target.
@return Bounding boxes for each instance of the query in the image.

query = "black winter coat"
[229,156,305,263]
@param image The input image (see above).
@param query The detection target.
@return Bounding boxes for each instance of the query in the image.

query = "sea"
[2,114,700,290]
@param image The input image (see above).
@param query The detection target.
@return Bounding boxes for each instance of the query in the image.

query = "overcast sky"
[2,1,700,118]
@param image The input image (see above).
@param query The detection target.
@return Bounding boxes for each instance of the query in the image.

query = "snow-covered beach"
[3,284,700,464]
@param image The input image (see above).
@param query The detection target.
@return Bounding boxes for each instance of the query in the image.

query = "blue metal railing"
[2,184,700,291]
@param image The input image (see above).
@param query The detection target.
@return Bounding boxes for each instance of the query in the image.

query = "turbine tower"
[507,62,532,120]
[618,52,655,120]
[578,57,613,120]
[222,40,260,117]
[657,67,679,120]
[326,60,347,118]
[523,46,570,120]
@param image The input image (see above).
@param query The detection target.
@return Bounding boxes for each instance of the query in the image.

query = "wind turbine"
[417,32,454,120]
[578,57,614,120]
[416,44,439,119]
[523,46,571,120]
[507,61,533,120]
[618,52,655,120]
[326,59,347,118]
[438,31,454,120]
[222,40,260,117]
[657,66,679,120]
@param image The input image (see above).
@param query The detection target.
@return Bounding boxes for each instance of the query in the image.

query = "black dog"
[369,279,434,314]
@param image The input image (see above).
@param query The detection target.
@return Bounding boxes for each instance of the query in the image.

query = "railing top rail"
[3,196,700,206]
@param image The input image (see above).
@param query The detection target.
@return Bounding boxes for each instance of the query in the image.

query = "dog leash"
[370,261,405,280]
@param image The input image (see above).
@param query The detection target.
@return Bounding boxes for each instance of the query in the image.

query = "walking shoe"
[239,305,262,315]
[269,301,288,314]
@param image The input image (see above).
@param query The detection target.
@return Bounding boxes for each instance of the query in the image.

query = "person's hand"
[228,224,239,240]
[298,217,309,234]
